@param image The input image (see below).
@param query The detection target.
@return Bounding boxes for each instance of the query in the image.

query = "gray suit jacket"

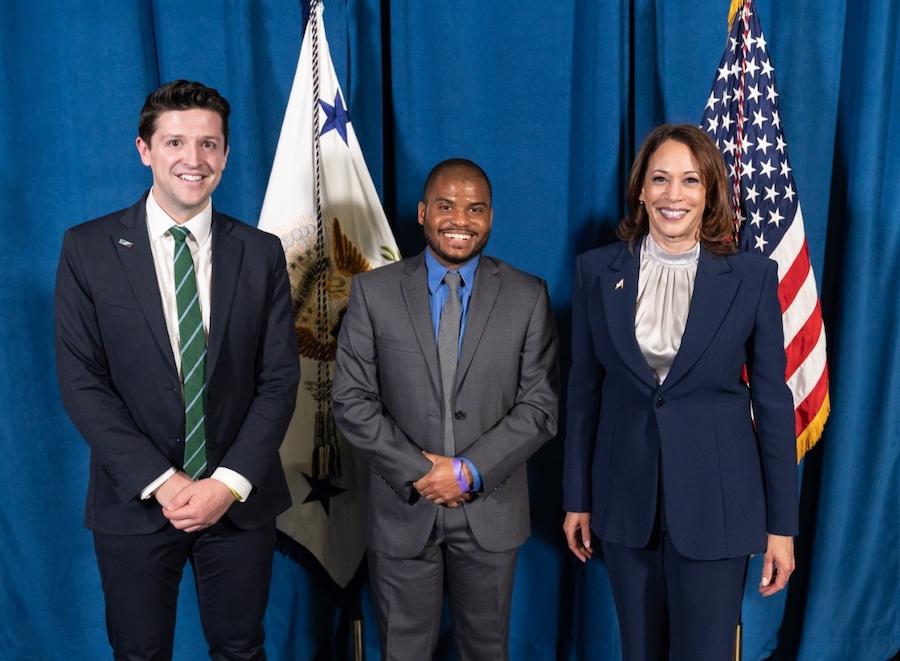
[332,252,559,558]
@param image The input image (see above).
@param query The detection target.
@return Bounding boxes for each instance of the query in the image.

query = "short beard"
[424,228,490,267]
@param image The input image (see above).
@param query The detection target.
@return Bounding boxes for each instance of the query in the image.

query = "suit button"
[454,410,466,420]
[655,397,666,409]
[208,442,218,450]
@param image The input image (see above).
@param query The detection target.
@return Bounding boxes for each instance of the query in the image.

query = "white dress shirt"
[139,189,251,502]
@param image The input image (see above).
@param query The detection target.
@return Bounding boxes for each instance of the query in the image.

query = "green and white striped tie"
[169,226,207,480]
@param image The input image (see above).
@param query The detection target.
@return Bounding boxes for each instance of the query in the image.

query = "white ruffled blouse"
[635,235,700,384]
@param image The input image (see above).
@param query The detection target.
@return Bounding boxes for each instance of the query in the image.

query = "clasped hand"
[154,471,235,533]
[413,451,471,507]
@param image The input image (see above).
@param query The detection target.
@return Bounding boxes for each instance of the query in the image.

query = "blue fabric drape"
[1,0,897,659]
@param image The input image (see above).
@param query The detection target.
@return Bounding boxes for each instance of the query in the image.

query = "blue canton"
[700,4,800,256]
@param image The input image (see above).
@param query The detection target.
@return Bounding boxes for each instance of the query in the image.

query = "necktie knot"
[443,270,461,295]
[169,225,191,243]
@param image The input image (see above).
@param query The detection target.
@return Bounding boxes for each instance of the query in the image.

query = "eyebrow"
[431,196,490,208]
[160,134,222,141]
[650,168,700,175]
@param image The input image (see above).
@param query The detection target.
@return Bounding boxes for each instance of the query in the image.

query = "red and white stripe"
[769,205,830,454]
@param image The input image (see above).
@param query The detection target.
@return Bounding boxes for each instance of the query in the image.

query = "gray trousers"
[368,506,518,661]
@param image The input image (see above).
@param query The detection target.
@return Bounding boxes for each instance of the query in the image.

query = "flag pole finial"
[727,0,743,30]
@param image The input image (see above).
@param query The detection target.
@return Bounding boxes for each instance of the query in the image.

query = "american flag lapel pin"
[118,238,133,248]
[615,278,624,291]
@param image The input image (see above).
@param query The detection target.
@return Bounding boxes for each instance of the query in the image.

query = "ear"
[417,201,426,226]
[222,144,230,171]
[136,136,151,166]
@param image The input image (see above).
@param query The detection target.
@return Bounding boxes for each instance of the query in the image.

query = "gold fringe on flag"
[796,393,831,462]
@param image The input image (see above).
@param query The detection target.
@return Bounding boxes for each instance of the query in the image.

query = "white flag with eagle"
[259,0,399,588]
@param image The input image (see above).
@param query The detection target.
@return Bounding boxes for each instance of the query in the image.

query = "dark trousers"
[93,519,276,661]
[367,506,518,661]
[601,533,748,661]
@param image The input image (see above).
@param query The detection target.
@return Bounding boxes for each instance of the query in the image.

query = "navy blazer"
[563,241,798,560]
[55,193,299,534]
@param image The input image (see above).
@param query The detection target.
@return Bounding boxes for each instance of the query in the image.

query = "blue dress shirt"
[424,249,483,491]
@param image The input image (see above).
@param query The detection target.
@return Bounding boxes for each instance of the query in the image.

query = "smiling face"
[135,108,228,223]
[418,172,493,268]
[639,139,706,253]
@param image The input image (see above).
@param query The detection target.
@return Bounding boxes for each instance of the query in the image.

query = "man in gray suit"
[332,158,559,660]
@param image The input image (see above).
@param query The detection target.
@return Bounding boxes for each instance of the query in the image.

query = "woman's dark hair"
[618,124,736,255]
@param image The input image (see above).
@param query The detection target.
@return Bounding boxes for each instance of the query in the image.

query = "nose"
[664,180,682,201]
[448,208,467,225]
[184,141,201,167]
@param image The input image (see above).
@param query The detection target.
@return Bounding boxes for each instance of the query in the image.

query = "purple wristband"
[452,458,470,493]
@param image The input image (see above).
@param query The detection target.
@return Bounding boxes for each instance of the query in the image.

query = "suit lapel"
[400,254,442,402]
[661,248,740,392]
[114,196,177,375]
[455,257,501,393]
[600,243,657,389]
[206,211,243,380]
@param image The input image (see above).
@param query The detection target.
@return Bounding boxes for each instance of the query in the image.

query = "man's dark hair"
[138,80,231,147]
[422,158,492,203]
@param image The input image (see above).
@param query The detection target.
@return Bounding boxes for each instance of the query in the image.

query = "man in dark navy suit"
[55,80,299,660]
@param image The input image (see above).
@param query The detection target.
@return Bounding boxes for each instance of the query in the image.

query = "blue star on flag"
[318,90,350,145]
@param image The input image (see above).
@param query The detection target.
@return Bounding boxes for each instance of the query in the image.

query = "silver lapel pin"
[615,278,624,291]
[118,238,133,248]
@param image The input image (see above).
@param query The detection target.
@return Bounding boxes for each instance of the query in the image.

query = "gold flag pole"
[728,4,744,659]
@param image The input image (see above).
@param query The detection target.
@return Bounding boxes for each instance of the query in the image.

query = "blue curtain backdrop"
[1,0,897,659]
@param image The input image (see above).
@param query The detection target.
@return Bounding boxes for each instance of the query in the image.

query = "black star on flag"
[301,473,346,516]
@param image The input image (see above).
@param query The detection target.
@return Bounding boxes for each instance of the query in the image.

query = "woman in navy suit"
[563,124,798,660]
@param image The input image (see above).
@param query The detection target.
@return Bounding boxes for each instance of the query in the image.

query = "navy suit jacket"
[563,241,798,560]
[55,193,299,534]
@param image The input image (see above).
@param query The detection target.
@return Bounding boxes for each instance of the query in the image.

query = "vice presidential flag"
[701,0,830,460]
[259,0,399,587]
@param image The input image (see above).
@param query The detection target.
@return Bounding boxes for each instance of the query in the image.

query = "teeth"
[179,174,203,182]
[444,232,471,240]
[660,208,687,219]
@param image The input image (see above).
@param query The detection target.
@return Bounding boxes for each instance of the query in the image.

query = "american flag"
[701,0,829,460]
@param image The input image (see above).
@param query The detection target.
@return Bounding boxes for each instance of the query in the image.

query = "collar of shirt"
[144,188,214,376]
[424,248,480,341]
[425,249,480,295]
[145,188,213,246]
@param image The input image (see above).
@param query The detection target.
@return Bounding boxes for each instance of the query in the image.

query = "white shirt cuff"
[141,468,176,500]
[211,467,252,502]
